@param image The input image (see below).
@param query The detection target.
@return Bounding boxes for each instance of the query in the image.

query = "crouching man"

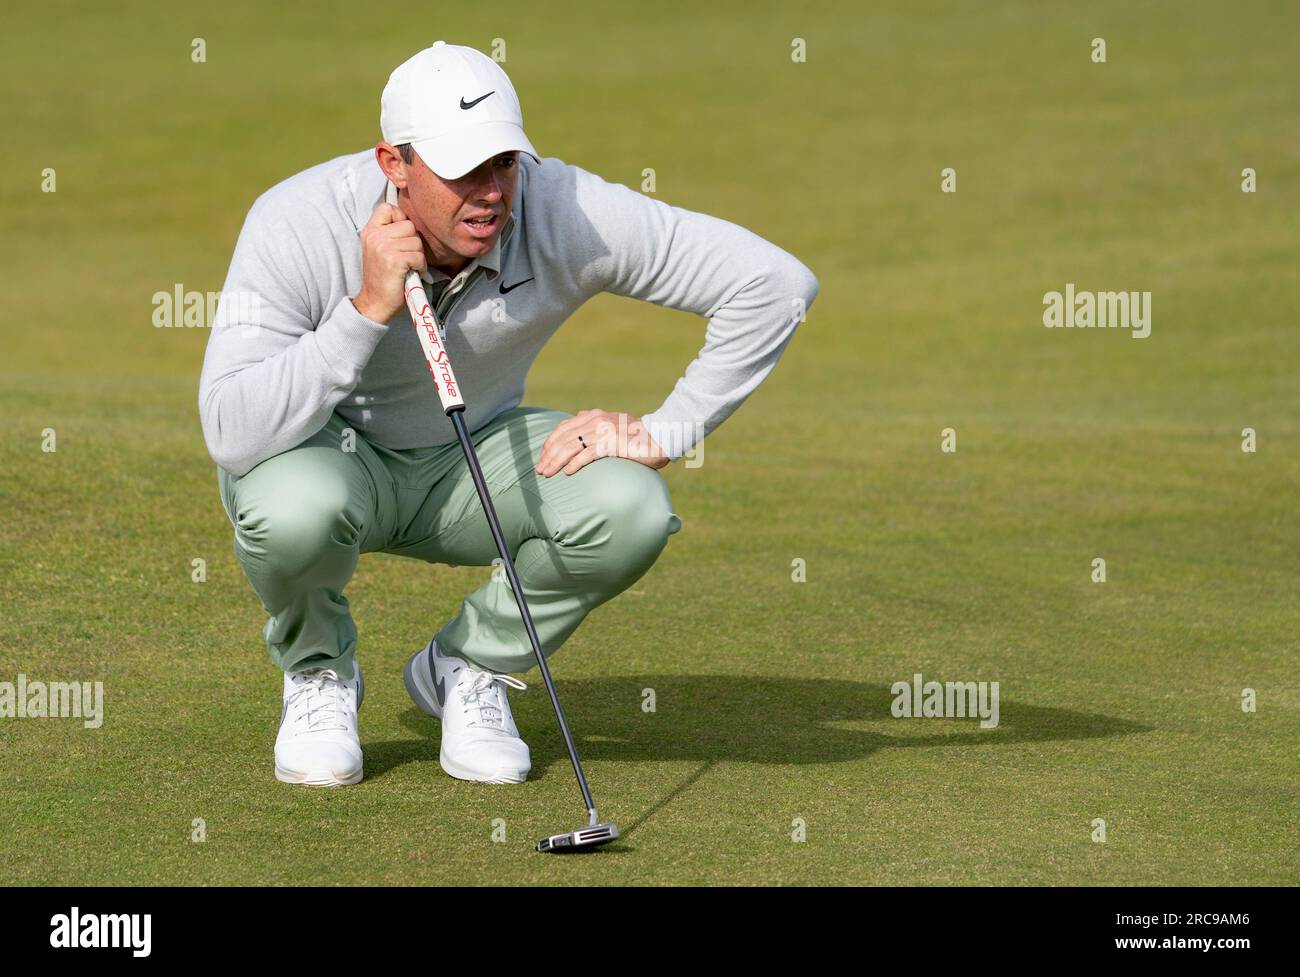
[198,42,819,786]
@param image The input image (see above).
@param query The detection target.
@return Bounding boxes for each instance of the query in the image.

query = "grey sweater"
[199,150,819,477]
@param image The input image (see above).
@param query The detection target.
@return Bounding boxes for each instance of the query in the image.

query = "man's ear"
[375,142,407,189]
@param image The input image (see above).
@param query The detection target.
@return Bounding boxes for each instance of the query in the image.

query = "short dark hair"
[396,143,414,165]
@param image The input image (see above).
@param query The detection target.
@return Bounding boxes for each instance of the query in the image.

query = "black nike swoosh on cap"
[460,91,494,109]
[499,277,534,294]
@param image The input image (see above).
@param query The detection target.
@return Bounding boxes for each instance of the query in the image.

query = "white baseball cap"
[380,41,539,180]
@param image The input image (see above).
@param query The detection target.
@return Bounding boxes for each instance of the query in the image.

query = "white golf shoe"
[403,639,531,784]
[274,666,364,786]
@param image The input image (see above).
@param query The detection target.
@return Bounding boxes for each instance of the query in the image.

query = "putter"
[387,182,618,853]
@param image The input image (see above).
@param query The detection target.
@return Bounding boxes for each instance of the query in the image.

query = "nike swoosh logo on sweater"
[499,277,534,294]
[460,92,494,110]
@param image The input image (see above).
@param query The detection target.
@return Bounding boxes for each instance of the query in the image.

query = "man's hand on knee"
[535,409,669,477]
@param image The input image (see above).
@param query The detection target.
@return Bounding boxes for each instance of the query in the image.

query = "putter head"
[536,822,619,853]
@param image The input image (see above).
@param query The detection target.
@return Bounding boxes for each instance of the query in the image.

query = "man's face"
[401,150,519,276]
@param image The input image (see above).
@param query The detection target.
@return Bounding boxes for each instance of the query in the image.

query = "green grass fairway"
[2,0,1297,885]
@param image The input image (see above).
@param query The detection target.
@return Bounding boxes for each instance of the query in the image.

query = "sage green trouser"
[217,407,681,680]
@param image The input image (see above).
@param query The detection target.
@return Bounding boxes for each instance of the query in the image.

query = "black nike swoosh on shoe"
[460,91,494,110]
[427,644,446,708]
[499,277,534,294]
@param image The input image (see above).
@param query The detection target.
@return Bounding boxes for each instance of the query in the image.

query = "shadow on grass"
[366,676,1150,779]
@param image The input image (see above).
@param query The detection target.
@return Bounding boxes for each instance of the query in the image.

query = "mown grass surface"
[1,0,1296,884]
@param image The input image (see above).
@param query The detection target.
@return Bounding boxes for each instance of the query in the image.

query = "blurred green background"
[1,0,1296,884]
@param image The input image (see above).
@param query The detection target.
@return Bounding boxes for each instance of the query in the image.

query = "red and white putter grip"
[385,182,465,414]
